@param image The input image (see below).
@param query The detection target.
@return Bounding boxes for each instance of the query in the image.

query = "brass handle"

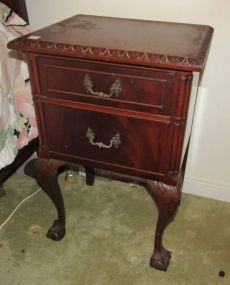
[84,74,122,98]
[86,127,121,149]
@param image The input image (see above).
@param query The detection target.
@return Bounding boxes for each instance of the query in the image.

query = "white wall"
[25,0,230,202]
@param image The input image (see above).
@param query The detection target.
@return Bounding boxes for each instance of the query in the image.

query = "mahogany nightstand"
[8,15,213,271]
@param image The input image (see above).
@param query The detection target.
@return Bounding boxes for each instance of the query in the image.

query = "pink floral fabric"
[0,2,38,168]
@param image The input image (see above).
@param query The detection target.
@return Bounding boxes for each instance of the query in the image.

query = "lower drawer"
[41,103,172,179]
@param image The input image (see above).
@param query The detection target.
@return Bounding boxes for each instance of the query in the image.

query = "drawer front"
[41,103,171,179]
[38,57,183,115]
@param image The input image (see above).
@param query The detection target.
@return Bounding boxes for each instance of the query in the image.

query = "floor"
[0,170,229,285]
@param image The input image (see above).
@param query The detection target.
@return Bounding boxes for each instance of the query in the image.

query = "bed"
[0,0,38,196]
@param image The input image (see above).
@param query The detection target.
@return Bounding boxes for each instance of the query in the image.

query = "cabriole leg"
[85,167,95,186]
[146,180,181,271]
[35,158,66,241]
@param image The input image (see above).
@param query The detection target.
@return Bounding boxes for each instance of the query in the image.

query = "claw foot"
[47,219,66,241]
[149,247,172,271]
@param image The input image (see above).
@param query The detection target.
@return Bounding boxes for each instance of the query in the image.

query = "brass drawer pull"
[84,74,122,98]
[86,127,121,149]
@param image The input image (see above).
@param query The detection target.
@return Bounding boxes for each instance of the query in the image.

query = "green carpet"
[0,171,229,285]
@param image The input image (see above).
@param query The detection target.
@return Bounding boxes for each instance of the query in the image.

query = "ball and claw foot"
[46,220,66,241]
[149,247,172,271]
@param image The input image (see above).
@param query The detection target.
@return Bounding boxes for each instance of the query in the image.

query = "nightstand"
[8,15,213,271]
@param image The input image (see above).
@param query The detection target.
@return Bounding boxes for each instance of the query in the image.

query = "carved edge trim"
[9,26,213,70]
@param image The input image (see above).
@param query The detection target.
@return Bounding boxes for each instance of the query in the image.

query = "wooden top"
[8,14,213,71]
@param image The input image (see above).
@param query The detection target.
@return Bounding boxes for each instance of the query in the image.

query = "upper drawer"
[37,57,191,115]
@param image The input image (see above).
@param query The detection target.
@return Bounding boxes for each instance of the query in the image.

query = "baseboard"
[183,177,230,203]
